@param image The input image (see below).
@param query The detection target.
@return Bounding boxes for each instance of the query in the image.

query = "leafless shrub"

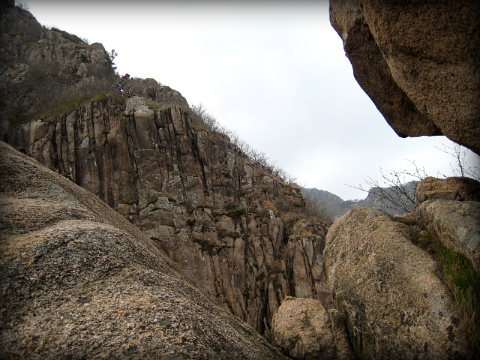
[190,103,297,184]
[436,143,480,181]
[349,144,480,214]
[349,160,426,213]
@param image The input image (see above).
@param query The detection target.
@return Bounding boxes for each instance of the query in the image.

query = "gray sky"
[24,0,479,200]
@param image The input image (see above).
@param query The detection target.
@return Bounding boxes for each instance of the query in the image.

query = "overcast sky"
[24,0,479,200]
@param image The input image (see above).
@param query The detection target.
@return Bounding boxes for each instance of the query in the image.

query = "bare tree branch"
[436,143,480,180]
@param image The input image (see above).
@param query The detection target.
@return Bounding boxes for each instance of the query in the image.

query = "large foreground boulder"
[330,0,480,155]
[0,141,287,359]
[324,208,467,359]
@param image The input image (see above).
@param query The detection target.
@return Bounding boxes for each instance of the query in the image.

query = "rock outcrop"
[0,5,115,123]
[0,141,289,359]
[0,6,330,336]
[324,207,466,359]
[416,199,480,273]
[276,178,479,359]
[416,177,480,205]
[5,4,479,358]
[330,0,480,155]
[415,176,480,272]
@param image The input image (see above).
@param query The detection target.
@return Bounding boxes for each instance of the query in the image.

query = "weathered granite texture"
[416,177,480,205]
[272,296,353,360]
[324,208,467,359]
[0,5,115,122]
[330,0,480,155]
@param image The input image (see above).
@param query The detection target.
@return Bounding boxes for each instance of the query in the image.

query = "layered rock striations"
[330,0,480,155]
[3,91,330,338]
[1,6,330,340]
[0,141,288,359]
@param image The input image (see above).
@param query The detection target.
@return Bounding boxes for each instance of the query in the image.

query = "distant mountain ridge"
[301,181,419,220]
[301,188,344,203]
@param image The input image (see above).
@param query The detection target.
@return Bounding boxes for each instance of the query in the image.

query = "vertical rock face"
[2,4,479,358]
[0,141,289,359]
[330,0,480,155]
[4,94,330,338]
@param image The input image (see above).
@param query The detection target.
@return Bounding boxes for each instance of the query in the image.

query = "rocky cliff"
[273,177,480,359]
[3,88,331,339]
[330,0,480,155]
[268,2,480,357]
[0,6,333,340]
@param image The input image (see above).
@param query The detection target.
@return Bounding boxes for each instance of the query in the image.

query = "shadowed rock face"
[330,0,480,155]
[0,141,289,359]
